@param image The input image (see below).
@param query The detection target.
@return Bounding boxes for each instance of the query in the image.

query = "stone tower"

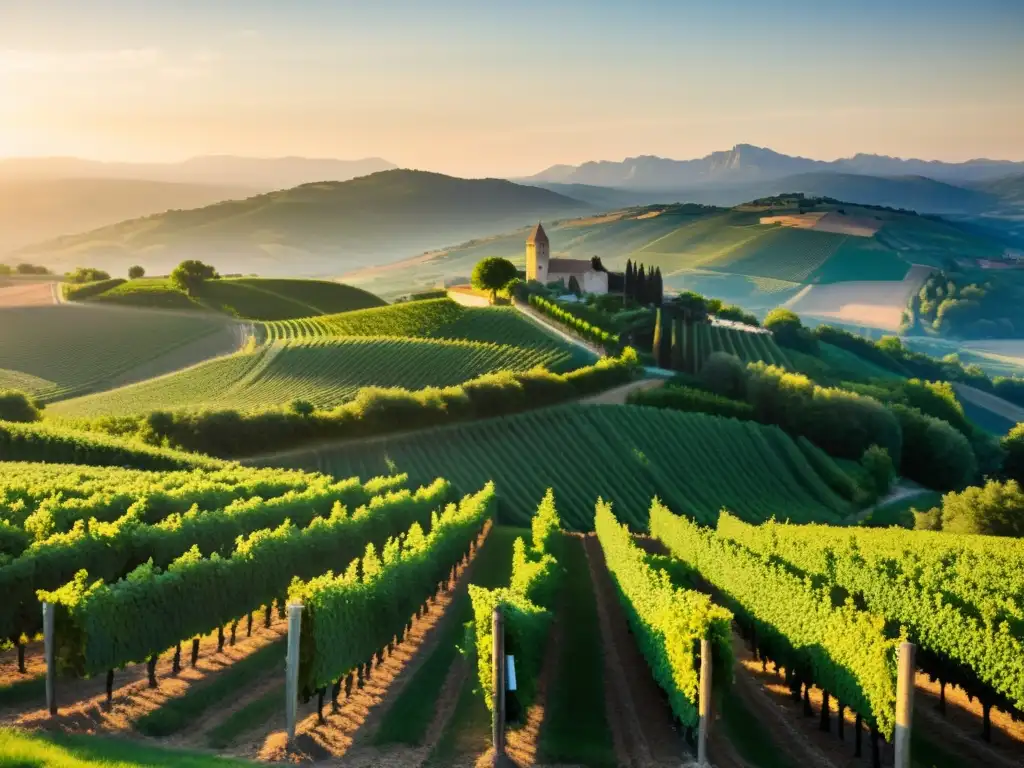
[525,222,550,282]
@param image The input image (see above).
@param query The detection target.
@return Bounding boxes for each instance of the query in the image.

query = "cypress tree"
[625,259,634,300]
[654,267,664,305]
[636,264,647,305]
[670,316,683,371]
[652,307,664,367]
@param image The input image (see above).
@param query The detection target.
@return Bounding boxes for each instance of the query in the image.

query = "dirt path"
[580,378,665,406]
[0,281,59,307]
[582,535,690,768]
[953,382,1024,425]
[254,524,491,765]
[847,480,928,525]
[2,617,287,734]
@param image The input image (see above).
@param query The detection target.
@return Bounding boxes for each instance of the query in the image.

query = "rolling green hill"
[74,276,386,319]
[346,199,1003,308]
[255,404,854,530]
[18,169,591,277]
[0,304,234,402]
[50,335,580,417]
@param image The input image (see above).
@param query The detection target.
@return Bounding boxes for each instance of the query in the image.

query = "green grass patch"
[0,727,255,767]
[719,693,797,768]
[0,674,45,709]
[376,526,520,746]
[539,535,615,767]
[205,684,282,749]
[424,527,521,765]
[91,277,203,311]
[134,638,284,738]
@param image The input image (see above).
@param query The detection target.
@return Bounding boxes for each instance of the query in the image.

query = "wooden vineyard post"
[285,603,303,745]
[42,601,56,716]
[894,641,916,768]
[697,637,712,766]
[492,606,506,758]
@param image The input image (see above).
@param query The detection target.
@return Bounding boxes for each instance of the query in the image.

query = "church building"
[525,222,612,294]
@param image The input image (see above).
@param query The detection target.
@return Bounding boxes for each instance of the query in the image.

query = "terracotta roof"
[548,258,593,274]
[526,222,549,244]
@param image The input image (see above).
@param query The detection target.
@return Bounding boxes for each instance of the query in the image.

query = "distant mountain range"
[525,144,1024,189]
[18,170,590,277]
[0,155,396,190]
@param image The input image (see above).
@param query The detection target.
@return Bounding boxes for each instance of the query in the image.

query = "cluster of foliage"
[0,419,219,470]
[597,499,732,730]
[528,294,619,347]
[471,257,518,301]
[38,479,450,678]
[0,263,50,276]
[903,270,1024,339]
[623,259,664,306]
[128,265,146,280]
[2,461,409,650]
[763,308,818,354]
[170,260,219,296]
[65,267,111,285]
[887,403,977,491]
[718,512,1024,722]
[0,390,41,423]
[469,490,562,715]
[652,503,901,740]
[272,403,855,531]
[74,350,640,458]
[915,479,1024,537]
[291,483,494,698]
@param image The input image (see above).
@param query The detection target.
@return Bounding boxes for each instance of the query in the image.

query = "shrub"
[859,445,894,502]
[1000,423,1024,484]
[528,294,620,348]
[931,480,1024,536]
[715,304,759,327]
[628,384,754,421]
[61,278,126,301]
[65,267,111,284]
[889,404,977,491]
[745,363,901,462]
[699,352,747,400]
[0,390,41,423]
[764,308,817,354]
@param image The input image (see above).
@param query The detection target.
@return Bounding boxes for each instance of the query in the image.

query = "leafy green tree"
[471,257,517,302]
[937,479,1024,536]
[699,352,747,400]
[170,260,218,296]
[65,267,111,284]
[128,265,146,279]
[764,308,817,354]
[859,445,894,501]
[1000,423,1024,484]
[0,390,41,423]
[890,404,977,491]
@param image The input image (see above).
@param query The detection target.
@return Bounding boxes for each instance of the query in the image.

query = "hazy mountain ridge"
[526,144,1024,189]
[0,155,397,190]
[18,169,591,277]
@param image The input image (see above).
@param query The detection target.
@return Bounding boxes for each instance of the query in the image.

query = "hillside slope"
[74,277,386,320]
[19,170,591,277]
[0,178,254,255]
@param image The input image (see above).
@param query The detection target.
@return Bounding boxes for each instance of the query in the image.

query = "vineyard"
[51,335,573,417]
[258,404,856,530]
[711,227,848,283]
[683,321,789,372]
[0,304,230,401]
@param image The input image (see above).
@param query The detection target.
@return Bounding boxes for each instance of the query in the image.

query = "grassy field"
[52,334,580,417]
[0,728,255,767]
[0,304,230,401]
[81,276,386,319]
[257,404,855,530]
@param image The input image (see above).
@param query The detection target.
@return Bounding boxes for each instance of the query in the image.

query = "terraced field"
[0,304,231,401]
[681,322,790,373]
[51,335,574,417]
[258,404,854,530]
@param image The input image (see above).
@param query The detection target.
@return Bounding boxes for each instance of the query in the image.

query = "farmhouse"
[525,222,621,294]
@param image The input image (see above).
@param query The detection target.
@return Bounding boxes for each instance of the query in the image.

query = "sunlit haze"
[1,0,1023,176]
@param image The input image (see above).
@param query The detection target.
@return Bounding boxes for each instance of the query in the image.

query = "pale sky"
[1,0,1023,177]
